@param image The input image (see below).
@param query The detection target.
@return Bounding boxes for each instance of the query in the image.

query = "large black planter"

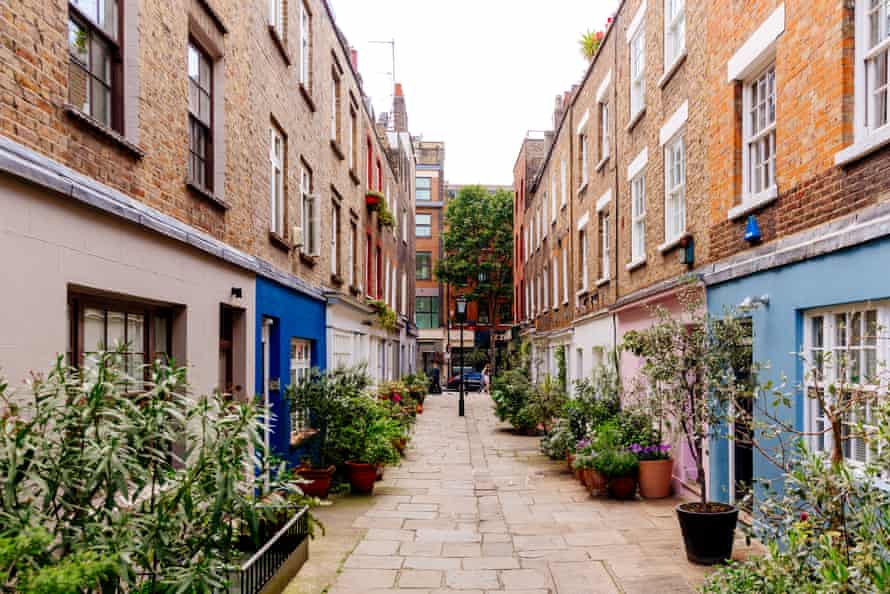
[676,502,739,565]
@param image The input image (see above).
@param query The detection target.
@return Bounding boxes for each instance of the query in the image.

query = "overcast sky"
[330,0,620,186]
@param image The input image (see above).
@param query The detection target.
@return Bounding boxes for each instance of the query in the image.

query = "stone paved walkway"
[289,389,759,594]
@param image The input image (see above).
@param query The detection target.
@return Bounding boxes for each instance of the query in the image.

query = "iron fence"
[235,506,309,594]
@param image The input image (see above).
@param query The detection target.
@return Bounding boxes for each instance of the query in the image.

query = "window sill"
[290,428,318,449]
[268,25,291,65]
[728,186,778,220]
[596,277,611,287]
[658,49,687,89]
[349,169,361,186]
[561,201,567,211]
[330,140,345,161]
[595,155,609,172]
[576,288,590,297]
[625,107,646,133]
[186,180,229,209]
[330,273,345,286]
[299,252,318,266]
[626,257,647,271]
[63,104,145,159]
[835,125,890,167]
[299,83,316,112]
[269,231,292,252]
[658,232,691,254]
[577,180,589,195]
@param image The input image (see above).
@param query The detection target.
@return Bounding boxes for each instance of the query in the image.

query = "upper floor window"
[299,0,312,90]
[552,257,559,308]
[629,25,646,119]
[560,160,568,207]
[68,0,121,131]
[348,106,357,171]
[664,133,686,240]
[599,101,610,161]
[301,165,319,256]
[416,213,432,237]
[416,176,432,200]
[331,70,341,143]
[416,296,440,329]
[579,132,589,187]
[866,0,890,131]
[416,252,432,279]
[348,220,358,286]
[331,200,341,276]
[187,42,213,191]
[550,177,557,223]
[579,229,589,291]
[562,246,569,304]
[744,65,777,201]
[599,213,610,282]
[270,125,285,235]
[664,0,685,67]
[542,263,550,310]
[631,174,646,263]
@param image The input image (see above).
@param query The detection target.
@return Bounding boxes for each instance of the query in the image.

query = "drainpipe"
[261,318,274,492]
[612,29,621,381]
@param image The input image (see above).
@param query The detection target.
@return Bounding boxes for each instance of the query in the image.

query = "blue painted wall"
[255,277,327,467]
[707,237,890,504]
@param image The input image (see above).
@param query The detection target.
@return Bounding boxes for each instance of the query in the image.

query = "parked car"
[446,367,483,391]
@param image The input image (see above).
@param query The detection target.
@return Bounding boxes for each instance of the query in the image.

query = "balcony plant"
[287,365,371,498]
[622,287,754,564]
[0,351,316,592]
[368,298,398,332]
[365,189,385,207]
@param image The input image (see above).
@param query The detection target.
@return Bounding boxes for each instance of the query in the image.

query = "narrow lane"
[310,390,754,593]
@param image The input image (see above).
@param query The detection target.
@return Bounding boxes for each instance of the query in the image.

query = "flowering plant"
[629,443,672,461]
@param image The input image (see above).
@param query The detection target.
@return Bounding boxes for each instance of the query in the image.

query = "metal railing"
[235,506,309,594]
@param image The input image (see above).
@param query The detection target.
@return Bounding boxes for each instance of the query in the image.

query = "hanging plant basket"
[366,191,385,208]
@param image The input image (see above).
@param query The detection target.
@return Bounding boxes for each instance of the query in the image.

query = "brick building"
[512,0,890,505]
[0,0,416,468]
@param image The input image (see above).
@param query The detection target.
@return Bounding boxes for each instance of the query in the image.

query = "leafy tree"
[436,186,513,373]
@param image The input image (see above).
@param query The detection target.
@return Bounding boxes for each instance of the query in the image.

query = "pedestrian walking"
[482,363,491,393]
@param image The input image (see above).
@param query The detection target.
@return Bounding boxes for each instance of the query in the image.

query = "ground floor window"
[68,293,173,390]
[290,338,312,431]
[805,303,886,467]
[332,331,353,369]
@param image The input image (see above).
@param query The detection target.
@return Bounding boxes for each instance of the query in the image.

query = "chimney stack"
[553,94,564,131]
[392,83,408,132]
[350,47,358,71]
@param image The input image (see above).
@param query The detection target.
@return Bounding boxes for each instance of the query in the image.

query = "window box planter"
[365,190,385,208]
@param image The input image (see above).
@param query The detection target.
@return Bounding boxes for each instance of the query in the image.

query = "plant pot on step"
[607,475,638,500]
[638,459,674,499]
[295,465,336,499]
[676,502,739,565]
[345,461,378,494]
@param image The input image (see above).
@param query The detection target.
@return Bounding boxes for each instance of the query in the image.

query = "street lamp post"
[456,296,467,417]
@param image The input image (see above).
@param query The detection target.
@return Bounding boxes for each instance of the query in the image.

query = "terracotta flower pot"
[638,459,674,499]
[416,403,424,414]
[586,469,608,496]
[608,475,638,500]
[295,465,335,499]
[345,461,377,494]
[566,453,576,473]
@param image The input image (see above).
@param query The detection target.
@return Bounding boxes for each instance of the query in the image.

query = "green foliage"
[368,299,398,331]
[527,374,567,429]
[591,449,639,478]
[491,367,536,432]
[327,395,401,466]
[0,352,313,592]
[541,418,574,460]
[565,361,621,441]
[402,372,430,397]
[555,345,567,394]
[579,29,605,61]
[367,191,394,229]
[287,365,371,466]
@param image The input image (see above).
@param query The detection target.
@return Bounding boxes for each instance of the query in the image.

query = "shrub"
[0,352,313,592]
[327,395,401,466]
[491,366,534,429]
[592,449,639,479]
[541,418,574,460]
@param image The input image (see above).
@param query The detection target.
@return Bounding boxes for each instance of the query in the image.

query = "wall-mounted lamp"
[231,287,243,299]
[738,295,770,311]
[744,215,762,243]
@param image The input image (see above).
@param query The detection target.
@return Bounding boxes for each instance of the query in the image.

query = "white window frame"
[270,127,285,235]
[416,213,432,238]
[348,108,356,171]
[599,101,610,161]
[550,176,557,223]
[804,303,888,468]
[864,0,890,134]
[631,173,646,264]
[301,167,319,256]
[348,222,356,286]
[331,72,340,143]
[290,338,312,429]
[542,193,549,238]
[543,264,550,310]
[664,0,686,69]
[743,64,777,203]
[269,0,285,40]
[579,131,589,188]
[580,229,589,291]
[299,0,311,89]
[330,202,339,275]
[560,159,567,208]
[552,257,558,309]
[562,247,569,305]
[664,133,686,242]
[599,213,610,282]
[629,26,646,119]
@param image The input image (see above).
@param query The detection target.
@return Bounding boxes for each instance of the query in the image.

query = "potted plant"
[593,449,639,499]
[403,372,430,406]
[366,189,384,207]
[286,366,370,498]
[623,288,753,564]
[632,443,673,499]
[331,396,401,495]
[573,449,607,496]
